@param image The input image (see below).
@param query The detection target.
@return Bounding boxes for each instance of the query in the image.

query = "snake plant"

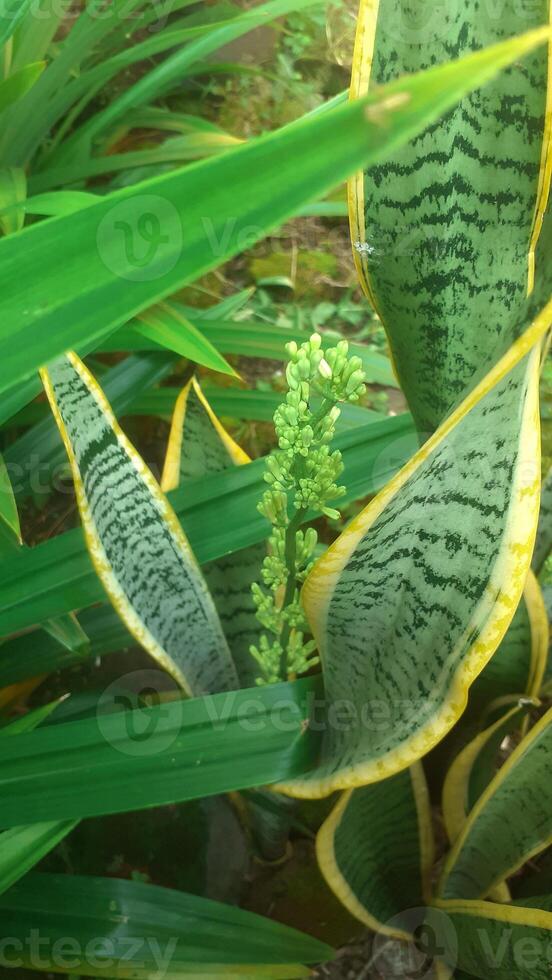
[0,0,550,976]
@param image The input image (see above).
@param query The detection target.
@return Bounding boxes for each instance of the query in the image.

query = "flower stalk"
[250,333,366,684]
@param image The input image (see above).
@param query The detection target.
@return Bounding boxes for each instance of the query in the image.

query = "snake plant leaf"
[161,377,263,688]
[6,350,177,500]
[533,464,552,573]
[136,301,237,377]
[469,570,549,712]
[433,898,552,980]
[439,705,552,900]
[161,377,250,489]
[41,352,239,697]
[350,0,552,435]
[0,821,77,898]
[0,413,417,637]
[0,872,331,977]
[0,29,548,398]
[0,449,20,541]
[0,676,321,827]
[277,304,550,800]
[316,764,433,937]
[540,585,552,697]
[442,703,529,848]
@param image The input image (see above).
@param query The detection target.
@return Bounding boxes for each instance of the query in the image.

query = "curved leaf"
[434,898,552,980]
[533,464,552,573]
[277,306,548,800]
[442,703,528,847]
[469,569,549,711]
[161,377,249,490]
[41,352,239,696]
[162,376,263,687]
[316,763,433,937]
[439,705,552,900]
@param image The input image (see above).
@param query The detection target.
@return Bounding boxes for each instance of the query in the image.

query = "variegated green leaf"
[277,305,551,800]
[161,376,249,489]
[161,376,263,688]
[533,464,552,573]
[316,764,433,936]
[350,0,551,434]
[469,569,549,711]
[434,898,552,980]
[439,705,552,900]
[41,352,239,697]
[442,703,529,848]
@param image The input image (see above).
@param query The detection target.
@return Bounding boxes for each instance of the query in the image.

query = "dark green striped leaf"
[316,764,433,935]
[0,413,417,637]
[5,350,177,500]
[442,703,528,847]
[278,332,543,799]
[439,705,552,900]
[161,377,263,687]
[41,353,238,696]
[350,0,551,435]
[533,465,552,573]
[434,898,552,980]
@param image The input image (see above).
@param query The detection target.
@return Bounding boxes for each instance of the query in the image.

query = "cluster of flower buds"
[251,332,366,685]
[318,340,366,404]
